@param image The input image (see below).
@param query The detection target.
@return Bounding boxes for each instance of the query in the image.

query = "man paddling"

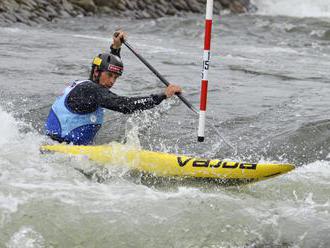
[45,30,182,145]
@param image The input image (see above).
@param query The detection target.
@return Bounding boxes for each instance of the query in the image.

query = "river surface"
[1,2,330,247]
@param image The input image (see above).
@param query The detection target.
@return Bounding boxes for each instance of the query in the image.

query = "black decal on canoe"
[209,161,222,168]
[193,160,210,167]
[239,163,257,170]
[222,162,239,169]
[177,157,193,167]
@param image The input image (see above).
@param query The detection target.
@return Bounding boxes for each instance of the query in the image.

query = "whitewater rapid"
[1,11,330,247]
[253,0,330,18]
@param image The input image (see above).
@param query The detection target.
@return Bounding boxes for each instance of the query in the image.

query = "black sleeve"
[110,45,121,57]
[97,88,167,114]
[66,81,166,114]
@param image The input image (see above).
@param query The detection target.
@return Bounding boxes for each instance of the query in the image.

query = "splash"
[252,0,330,18]
[0,107,43,164]
[6,226,46,248]
[0,108,20,147]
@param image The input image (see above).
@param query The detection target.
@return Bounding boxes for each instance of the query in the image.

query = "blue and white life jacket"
[45,80,104,145]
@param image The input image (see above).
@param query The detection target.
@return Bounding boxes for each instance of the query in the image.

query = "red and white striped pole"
[198,0,213,142]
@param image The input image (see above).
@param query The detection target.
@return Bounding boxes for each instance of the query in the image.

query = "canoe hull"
[41,143,294,184]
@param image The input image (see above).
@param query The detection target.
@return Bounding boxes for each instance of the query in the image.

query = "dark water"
[0,10,329,248]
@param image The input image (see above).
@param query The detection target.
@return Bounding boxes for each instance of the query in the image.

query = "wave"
[261,119,330,166]
[0,107,43,159]
[252,0,330,18]
[0,108,20,147]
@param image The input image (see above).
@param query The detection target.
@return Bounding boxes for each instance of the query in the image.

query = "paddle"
[122,40,198,115]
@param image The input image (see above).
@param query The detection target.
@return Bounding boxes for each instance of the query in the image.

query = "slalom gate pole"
[197,0,213,142]
[118,31,235,151]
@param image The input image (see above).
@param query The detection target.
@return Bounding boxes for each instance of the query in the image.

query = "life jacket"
[45,80,104,145]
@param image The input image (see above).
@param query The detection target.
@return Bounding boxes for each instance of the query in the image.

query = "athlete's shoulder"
[66,80,100,98]
[69,79,97,89]
[70,79,93,86]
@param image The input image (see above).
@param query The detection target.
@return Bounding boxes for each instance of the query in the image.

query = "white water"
[0,109,19,147]
[1,15,330,246]
[252,0,330,18]
[0,107,329,247]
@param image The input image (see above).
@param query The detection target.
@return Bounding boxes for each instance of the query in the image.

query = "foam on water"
[6,226,45,248]
[0,107,42,215]
[0,108,43,170]
[252,0,330,18]
[1,15,330,246]
[0,108,20,147]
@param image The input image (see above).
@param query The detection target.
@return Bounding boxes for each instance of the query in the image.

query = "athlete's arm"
[110,30,126,57]
[66,81,166,114]
[110,45,121,57]
[102,83,182,113]
[97,87,166,114]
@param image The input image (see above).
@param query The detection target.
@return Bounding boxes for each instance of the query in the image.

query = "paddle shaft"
[123,40,198,115]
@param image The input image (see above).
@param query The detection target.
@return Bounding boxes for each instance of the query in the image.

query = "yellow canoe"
[41,143,294,185]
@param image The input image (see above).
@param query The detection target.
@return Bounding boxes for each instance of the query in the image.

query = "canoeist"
[45,30,182,145]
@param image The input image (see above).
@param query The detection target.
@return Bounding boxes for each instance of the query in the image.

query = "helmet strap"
[91,66,102,84]
[95,72,101,84]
